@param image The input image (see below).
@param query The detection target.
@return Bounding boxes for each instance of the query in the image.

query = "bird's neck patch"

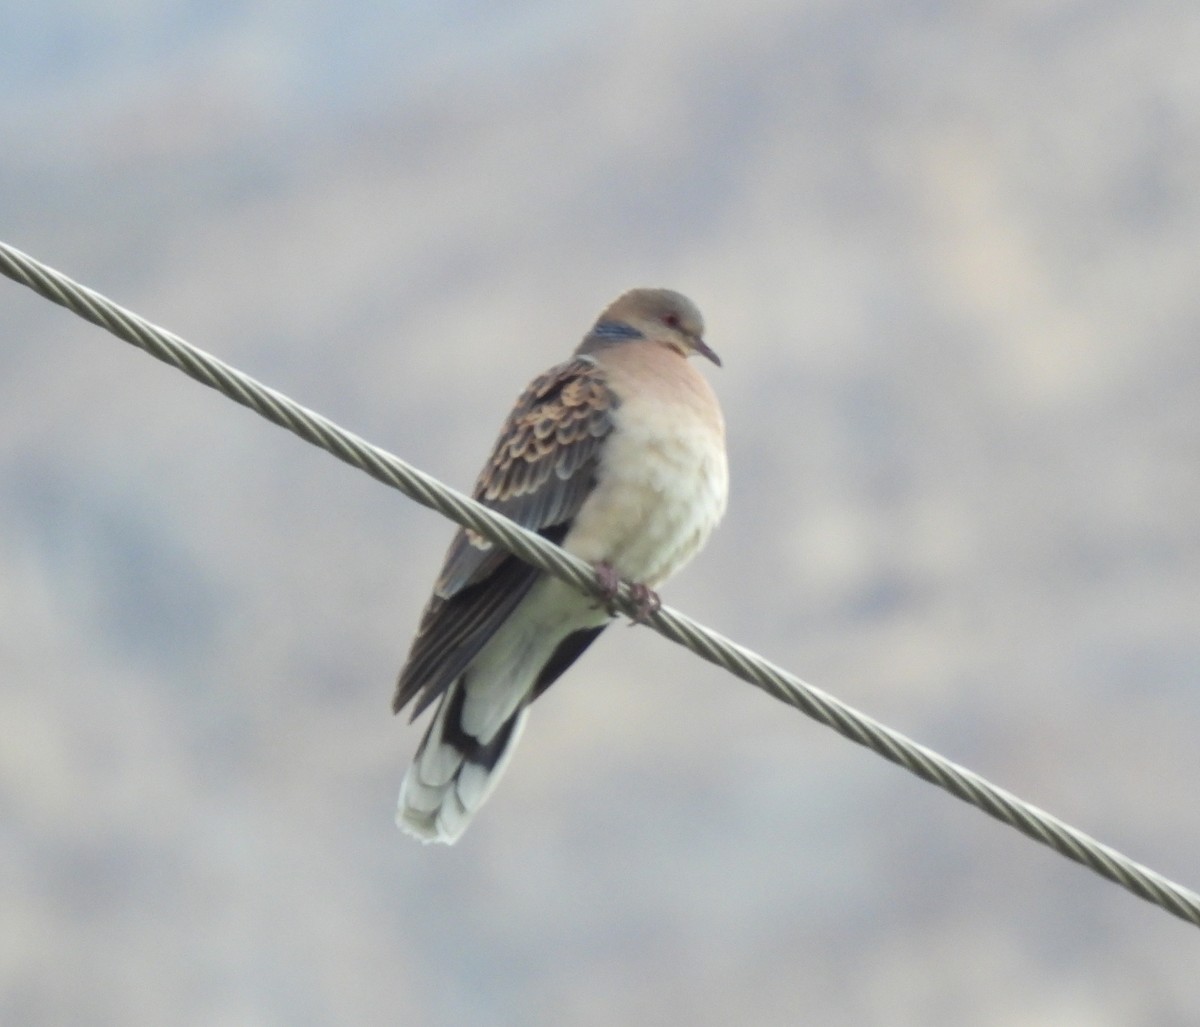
[590,320,644,341]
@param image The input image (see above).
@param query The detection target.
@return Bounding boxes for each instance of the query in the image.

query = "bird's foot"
[592,562,661,624]
[626,582,662,626]
[593,561,622,612]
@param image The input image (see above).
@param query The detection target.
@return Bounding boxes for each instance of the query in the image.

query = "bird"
[393,288,728,844]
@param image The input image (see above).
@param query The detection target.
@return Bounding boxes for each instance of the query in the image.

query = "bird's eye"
[663,312,681,329]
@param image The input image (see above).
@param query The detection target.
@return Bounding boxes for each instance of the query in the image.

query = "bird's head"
[585,288,721,366]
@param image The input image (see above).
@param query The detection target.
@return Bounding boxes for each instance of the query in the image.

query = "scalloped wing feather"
[393,358,616,716]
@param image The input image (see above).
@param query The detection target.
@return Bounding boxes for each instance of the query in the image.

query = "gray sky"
[3,2,1200,1024]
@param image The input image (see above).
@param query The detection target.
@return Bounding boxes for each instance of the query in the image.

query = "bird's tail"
[396,681,530,844]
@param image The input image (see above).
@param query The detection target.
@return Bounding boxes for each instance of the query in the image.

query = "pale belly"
[562,409,728,587]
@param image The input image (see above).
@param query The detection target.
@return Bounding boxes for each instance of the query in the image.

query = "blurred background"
[3,1,1199,1024]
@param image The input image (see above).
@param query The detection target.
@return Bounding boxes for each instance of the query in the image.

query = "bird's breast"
[563,388,728,588]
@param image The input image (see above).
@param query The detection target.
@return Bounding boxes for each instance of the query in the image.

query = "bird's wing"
[394,356,616,717]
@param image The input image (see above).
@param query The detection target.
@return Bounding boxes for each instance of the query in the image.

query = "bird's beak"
[692,337,722,367]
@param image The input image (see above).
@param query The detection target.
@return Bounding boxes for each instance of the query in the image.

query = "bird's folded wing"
[393,357,616,717]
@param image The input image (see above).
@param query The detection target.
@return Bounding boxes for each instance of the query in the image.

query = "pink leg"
[627,582,663,625]
[593,561,621,608]
[591,562,661,623]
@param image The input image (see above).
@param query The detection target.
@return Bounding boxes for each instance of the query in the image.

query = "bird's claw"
[592,562,661,624]
[626,582,662,625]
[593,561,621,611]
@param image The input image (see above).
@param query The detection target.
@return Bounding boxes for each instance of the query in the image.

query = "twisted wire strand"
[3,238,1197,928]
